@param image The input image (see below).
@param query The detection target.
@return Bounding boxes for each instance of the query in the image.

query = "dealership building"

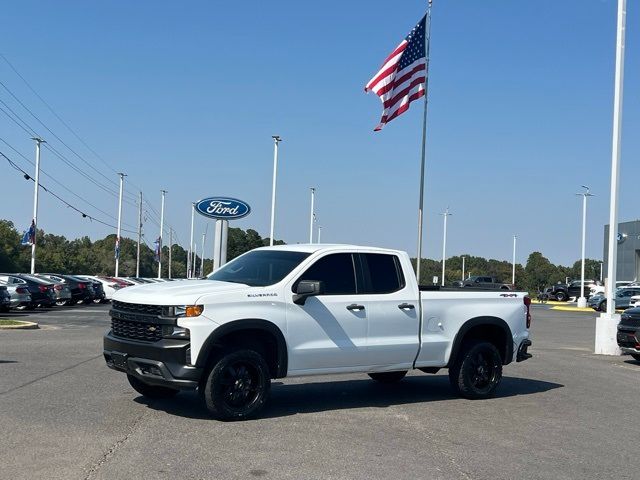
[603,220,640,282]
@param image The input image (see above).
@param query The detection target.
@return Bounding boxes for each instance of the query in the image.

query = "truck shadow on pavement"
[134,374,563,420]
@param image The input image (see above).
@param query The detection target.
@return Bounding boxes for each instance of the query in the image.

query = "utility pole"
[309,187,316,243]
[188,202,195,278]
[168,228,173,279]
[115,173,126,277]
[158,190,166,279]
[441,208,451,286]
[269,135,281,246]
[136,191,142,277]
[30,137,45,274]
[512,235,517,285]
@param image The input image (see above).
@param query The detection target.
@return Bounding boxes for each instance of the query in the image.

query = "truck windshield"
[207,250,310,287]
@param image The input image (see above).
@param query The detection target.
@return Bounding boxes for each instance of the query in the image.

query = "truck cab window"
[294,253,356,295]
[360,253,404,294]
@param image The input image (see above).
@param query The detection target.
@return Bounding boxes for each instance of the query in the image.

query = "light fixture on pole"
[576,186,594,308]
[115,173,126,277]
[30,137,45,274]
[269,135,281,246]
[512,235,517,285]
[440,208,451,287]
[309,187,316,243]
[158,190,166,279]
[597,0,626,355]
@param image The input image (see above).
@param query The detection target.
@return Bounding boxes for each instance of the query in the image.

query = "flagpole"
[415,0,433,283]
[30,137,45,274]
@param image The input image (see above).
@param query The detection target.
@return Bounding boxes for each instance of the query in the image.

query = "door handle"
[346,304,365,311]
[398,303,415,310]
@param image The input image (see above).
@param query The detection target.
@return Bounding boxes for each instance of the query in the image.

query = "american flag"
[365,14,428,131]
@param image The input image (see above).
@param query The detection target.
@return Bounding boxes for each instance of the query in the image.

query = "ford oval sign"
[195,197,251,220]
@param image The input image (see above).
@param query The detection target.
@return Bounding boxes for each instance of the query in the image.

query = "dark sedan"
[38,274,94,305]
[617,308,640,362]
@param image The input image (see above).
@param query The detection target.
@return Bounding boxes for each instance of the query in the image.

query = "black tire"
[202,349,271,421]
[127,374,179,399]
[449,341,503,399]
[555,291,567,302]
[599,300,607,312]
[630,354,640,362]
[368,371,408,383]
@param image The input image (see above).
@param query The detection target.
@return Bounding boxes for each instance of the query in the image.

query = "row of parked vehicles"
[0,273,182,312]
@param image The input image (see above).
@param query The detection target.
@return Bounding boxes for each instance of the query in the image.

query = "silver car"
[0,279,32,309]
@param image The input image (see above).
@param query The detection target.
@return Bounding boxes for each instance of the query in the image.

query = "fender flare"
[448,316,513,367]
[195,319,288,378]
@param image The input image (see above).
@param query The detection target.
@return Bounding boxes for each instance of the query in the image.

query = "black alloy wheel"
[449,340,503,399]
[203,349,271,421]
[368,371,408,383]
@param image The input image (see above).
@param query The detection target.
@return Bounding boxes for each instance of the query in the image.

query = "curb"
[551,306,623,313]
[0,321,39,330]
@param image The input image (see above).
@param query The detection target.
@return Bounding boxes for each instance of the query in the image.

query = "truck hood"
[112,280,249,305]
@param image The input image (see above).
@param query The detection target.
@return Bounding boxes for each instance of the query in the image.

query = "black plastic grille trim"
[111,318,162,342]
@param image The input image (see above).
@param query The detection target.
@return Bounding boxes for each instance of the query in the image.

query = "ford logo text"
[195,197,251,220]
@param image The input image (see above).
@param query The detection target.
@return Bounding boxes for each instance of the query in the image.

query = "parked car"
[617,307,640,362]
[77,275,124,301]
[37,274,94,305]
[0,285,10,312]
[0,274,56,308]
[462,276,512,290]
[588,286,640,312]
[548,280,598,302]
[0,279,32,309]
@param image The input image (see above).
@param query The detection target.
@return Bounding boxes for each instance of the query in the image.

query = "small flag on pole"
[154,237,161,263]
[21,220,36,246]
[114,237,120,260]
[365,14,428,131]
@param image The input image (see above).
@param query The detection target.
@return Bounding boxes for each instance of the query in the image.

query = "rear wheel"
[203,349,271,421]
[555,291,567,302]
[599,300,607,312]
[127,374,179,399]
[449,341,502,399]
[368,371,407,383]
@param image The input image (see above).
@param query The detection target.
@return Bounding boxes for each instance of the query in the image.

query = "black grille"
[112,300,162,316]
[111,318,162,342]
[620,315,640,328]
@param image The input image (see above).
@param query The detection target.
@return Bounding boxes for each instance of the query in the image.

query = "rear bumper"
[516,339,533,362]
[103,331,202,390]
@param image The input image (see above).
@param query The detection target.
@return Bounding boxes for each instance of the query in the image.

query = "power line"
[1,150,136,234]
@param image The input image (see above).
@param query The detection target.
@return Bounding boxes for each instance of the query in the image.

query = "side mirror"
[293,280,324,305]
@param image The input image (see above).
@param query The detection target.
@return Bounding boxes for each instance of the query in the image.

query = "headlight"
[161,325,190,339]
[162,305,204,318]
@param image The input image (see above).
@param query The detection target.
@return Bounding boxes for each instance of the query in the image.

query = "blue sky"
[0,0,638,266]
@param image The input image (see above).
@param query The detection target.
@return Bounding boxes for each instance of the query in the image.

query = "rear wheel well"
[449,318,512,366]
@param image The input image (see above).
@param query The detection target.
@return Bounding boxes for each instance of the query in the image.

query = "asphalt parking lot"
[1,304,639,480]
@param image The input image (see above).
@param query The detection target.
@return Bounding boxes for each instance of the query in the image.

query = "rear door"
[360,253,420,369]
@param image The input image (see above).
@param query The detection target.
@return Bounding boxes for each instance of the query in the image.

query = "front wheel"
[555,291,567,302]
[449,341,503,399]
[127,374,179,399]
[368,371,407,383]
[599,301,607,312]
[203,349,271,421]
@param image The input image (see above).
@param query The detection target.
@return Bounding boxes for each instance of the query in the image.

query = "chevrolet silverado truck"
[104,245,533,420]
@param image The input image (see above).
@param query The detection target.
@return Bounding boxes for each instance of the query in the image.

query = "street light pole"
[512,235,517,285]
[461,256,465,281]
[158,190,166,279]
[30,137,45,274]
[269,135,281,246]
[441,208,451,287]
[115,173,126,277]
[577,186,594,308]
[309,187,316,243]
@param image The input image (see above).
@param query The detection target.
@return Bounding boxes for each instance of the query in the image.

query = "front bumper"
[103,331,202,390]
[617,327,639,354]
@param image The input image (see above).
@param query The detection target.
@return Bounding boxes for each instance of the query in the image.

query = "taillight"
[38,285,47,293]
[78,283,86,289]
[524,296,532,328]
[16,287,28,294]
[54,284,63,291]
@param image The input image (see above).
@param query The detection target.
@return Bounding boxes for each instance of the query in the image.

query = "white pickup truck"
[104,244,532,420]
